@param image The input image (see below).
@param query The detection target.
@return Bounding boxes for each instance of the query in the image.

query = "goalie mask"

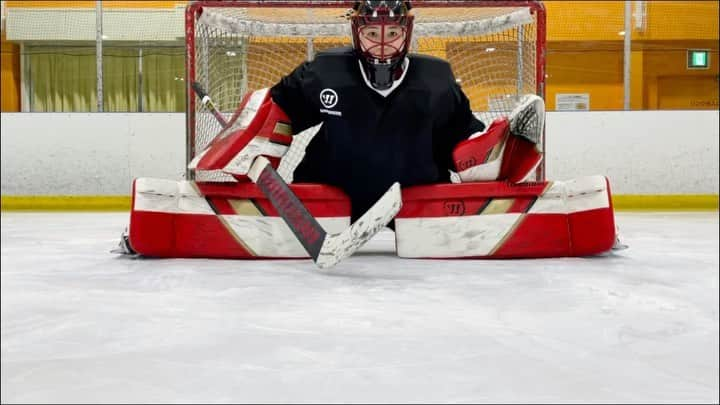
[351,1,413,90]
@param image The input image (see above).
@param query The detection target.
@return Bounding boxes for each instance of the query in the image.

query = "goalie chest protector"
[270,47,485,221]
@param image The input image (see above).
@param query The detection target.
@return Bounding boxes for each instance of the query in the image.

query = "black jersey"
[270,47,485,221]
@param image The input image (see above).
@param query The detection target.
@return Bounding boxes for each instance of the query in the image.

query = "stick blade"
[315,182,403,269]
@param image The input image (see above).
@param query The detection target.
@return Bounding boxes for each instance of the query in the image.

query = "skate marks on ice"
[1,212,718,403]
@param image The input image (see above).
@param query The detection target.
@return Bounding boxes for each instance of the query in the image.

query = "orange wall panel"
[642,45,719,110]
[543,1,718,42]
[6,1,187,9]
[544,1,625,41]
[640,1,719,41]
[642,44,719,76]
[656,75,719,110]
[1,32,21,112]
[545,43,719,110]
[545,49,624,110]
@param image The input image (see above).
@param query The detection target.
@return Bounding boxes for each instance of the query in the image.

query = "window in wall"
[141,46,185,112]
[103,47,139,111]
[25,44,185,112]
[28,46,97,112]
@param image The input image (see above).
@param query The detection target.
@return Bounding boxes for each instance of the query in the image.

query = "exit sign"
[687,50,710,69]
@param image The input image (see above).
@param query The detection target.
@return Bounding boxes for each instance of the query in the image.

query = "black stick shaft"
[254,163,326,260]
[192,81,228,127]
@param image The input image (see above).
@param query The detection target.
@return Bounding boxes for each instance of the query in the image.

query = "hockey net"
[186,1,546,182]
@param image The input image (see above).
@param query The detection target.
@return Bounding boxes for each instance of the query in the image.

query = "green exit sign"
[687,50,710,69]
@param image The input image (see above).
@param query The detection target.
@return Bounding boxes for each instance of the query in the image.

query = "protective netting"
[187,2,544,182]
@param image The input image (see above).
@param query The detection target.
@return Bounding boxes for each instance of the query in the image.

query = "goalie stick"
[191,82,402,268]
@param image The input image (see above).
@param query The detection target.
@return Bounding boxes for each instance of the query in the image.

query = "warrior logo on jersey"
[320,88,339,109]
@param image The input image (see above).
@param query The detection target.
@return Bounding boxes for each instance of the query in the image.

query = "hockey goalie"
[120,1,622,263]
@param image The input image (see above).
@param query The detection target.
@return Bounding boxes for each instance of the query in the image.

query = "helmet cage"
[351,14,413,64]
[350,1,414,90]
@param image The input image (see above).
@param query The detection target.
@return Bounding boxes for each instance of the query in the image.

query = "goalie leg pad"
[395,176,617,259]
[127,178,350,259]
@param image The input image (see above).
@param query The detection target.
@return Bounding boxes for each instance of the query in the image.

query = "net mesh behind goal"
[187,1,546,182]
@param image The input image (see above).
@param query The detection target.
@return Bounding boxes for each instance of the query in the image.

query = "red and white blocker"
[187,88,293,180]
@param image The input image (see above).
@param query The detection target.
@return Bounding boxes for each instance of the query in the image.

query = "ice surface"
[2,212,718,403]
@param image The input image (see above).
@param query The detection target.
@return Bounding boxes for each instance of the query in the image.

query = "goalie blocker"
[187,87,293,180]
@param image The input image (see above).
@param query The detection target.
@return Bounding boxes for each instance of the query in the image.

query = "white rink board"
[545,110,719,194]
[1,111,718,195]
[0,113,186,195]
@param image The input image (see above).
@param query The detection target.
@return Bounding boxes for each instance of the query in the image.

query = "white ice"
[1,212,718,403]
